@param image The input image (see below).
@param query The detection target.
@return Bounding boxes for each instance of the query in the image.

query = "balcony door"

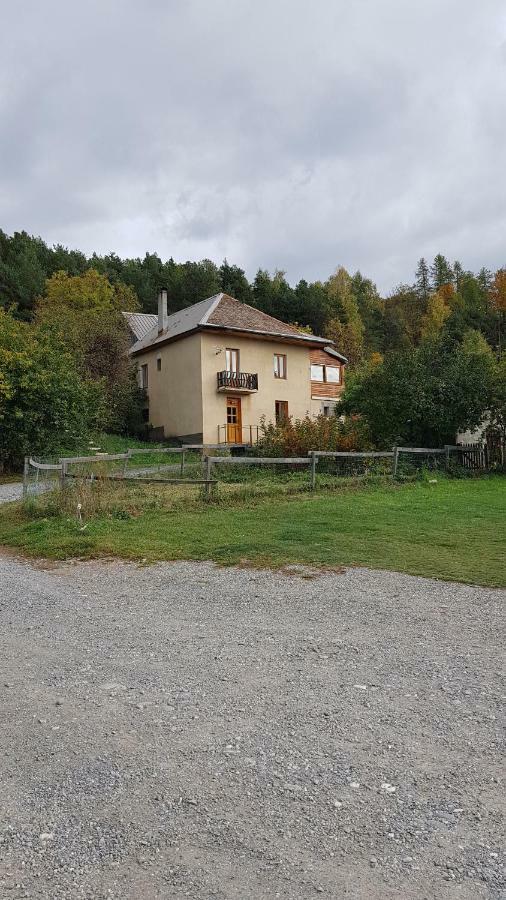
[226,397,242,443]
[226,348,239,373]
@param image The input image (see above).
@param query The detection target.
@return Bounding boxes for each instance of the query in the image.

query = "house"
[124,291,347,444]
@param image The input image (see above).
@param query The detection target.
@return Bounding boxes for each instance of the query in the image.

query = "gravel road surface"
[0,481,23,503]
[0,554,504,899]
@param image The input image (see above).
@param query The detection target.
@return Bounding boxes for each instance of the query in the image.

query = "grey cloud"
[0,0,505,291]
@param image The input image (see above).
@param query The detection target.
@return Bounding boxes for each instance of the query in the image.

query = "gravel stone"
[0,553,504,899]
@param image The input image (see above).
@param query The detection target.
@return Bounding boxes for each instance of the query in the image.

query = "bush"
[256,413,371,457]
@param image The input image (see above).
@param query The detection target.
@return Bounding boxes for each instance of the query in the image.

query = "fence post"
[23,456,29,498]
[392,445,399,479]
[444,444,451,471]
[180,448,185,476]
[310,452,317,490]
[123,450,130,478]
[59,460,67,490]
[204,456,212,498]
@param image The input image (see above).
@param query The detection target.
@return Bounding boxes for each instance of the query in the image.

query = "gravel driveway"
[0,555,504,899]
[0,481,23,504]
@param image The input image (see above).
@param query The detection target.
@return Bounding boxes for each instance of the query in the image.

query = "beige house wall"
[139,333,203,440]
[200,332,313,443]
[136,330,345,442]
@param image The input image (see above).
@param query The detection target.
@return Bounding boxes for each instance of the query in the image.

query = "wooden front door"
[226,397,242,443]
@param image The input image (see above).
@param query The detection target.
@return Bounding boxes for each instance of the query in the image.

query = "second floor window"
[140,364,148,390]
[226,348,239,372]
[311,363,341,383]
[274,353,287,379]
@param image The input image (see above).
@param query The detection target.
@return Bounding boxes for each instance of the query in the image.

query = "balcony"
[217,370,258,393]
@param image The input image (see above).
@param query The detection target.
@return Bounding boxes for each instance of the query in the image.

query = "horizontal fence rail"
[23,440,495,500]
[28,458,63,470]
[203,455,312,495]
[308,450,395,487]
[309,451,394,458]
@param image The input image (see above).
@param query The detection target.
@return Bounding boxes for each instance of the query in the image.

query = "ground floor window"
[275,400,289,423]
[321,401,337,417]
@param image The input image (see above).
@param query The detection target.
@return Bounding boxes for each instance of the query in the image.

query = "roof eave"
[130,322,335,356]
[323,345,348,364]
[201,322,329,345]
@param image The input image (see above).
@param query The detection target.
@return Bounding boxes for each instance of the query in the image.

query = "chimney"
[158,289,168,333]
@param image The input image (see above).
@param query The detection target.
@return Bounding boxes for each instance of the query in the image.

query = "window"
[156,357,162,372]
[226,348,239,373]
[140,364,148,390]
[275,400,289,422]
[310,364,324,381]
[311,363,341,383]
[274,353,287,379]
[325,365,340,383]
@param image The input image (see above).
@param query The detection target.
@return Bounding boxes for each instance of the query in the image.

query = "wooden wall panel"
[309,348,344,399]
[310,381,344,399]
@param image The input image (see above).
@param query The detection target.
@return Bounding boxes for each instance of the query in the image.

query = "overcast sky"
[1,0,505,293]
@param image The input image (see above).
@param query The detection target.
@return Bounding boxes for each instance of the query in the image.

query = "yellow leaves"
[420,289,452,339]
[37,269,139,318]
[489,269,506,312]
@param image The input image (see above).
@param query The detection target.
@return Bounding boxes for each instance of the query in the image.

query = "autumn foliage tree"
[35,270,143,433]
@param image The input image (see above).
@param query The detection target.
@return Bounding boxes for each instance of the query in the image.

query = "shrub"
[256,413,371,457]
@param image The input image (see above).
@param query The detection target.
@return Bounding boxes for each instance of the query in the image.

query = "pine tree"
[415,258,431,300]
[430,254,453,290]
[453,260,464,293]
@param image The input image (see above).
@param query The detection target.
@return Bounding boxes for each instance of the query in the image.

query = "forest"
[0,229,504,356]
[0,228,504,465]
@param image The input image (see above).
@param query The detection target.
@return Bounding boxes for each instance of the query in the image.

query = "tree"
[488,351,506,447]
[325,267,365,362]
[39,268,139,314]
[341,334,494,447]
[219,260,252,304]
[415,258,431,301]
[0,230,46,319]
[382,286,425,350]
[489,269,506,351]
[325,317,363,365]
[430,254,453,291]
[351,271,384,353]
[453,260,464,293]
[293,280,329,335]
[0,309,96,468]
[420,285,453,339]
[36,271,142,433]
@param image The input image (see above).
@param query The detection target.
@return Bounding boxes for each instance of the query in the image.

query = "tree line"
[1,229,504,360]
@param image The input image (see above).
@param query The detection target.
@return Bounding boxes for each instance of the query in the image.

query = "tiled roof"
[129,293,329,355]
[206,294,305,337]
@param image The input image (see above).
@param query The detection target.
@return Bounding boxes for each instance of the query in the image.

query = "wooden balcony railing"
[217,371,258,391]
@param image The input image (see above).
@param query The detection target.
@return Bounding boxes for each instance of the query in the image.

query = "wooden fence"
[203,455,313,494]
[24,440,496,499]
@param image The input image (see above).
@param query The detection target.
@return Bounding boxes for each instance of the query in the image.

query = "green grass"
[55,431,166,458]
[0,476,504,587]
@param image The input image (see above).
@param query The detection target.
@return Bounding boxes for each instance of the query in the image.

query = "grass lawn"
[55,431,167,458]
[0,476,504,587]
